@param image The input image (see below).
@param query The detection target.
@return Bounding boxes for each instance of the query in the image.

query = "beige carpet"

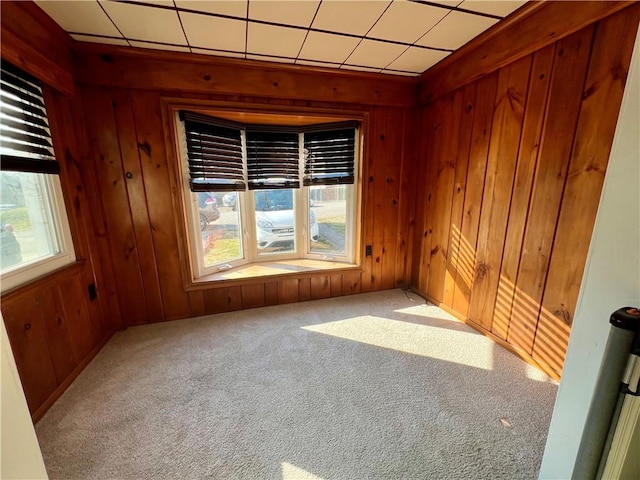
[36,289,558,479]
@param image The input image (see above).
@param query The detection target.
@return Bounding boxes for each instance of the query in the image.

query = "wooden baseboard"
[409,288,561,382]
[32,331,114,423]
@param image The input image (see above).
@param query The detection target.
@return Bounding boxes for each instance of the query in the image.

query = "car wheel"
[199,214,207,231]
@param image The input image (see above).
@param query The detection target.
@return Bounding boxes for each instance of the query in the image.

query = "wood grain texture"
[494,44,554,343]
[72,44,415,107]
[413,7,638,377]
[0,1,73,94]
[426,88,464,303]
[534,5,640,374]
[418,0,634,104]
[450,73,498,318]
[82,87,149,325]
[507,27,594,351]
[442,83,476,308]
[467,55,531,331]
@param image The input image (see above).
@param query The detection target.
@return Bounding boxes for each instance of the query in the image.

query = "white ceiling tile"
[312,0,390,36]
[36,1,121,37]
[247,23,306,58]
[368,0,449,43]
[380,69,417,77]
[416,10,497,50]
[180,12,246,51]
[129,41,191,52]
[298,32,360,64]
[70,34,129,46]
[345,39,406,69]
[175,0,248,17]
[246,54,296,64]
[458,0,527,17]
[385,46,449,73]
[100,1,187,45]
[249,1,319,27]
[191,48,245,58]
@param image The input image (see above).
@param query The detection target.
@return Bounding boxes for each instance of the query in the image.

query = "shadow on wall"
[440,223,570,375]
[35,290,558,480]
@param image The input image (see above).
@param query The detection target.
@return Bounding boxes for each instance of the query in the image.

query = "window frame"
[0,61,76,292]
[0,171,76,292]
[168,102,366,285]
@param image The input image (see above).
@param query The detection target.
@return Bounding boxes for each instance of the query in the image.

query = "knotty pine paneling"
[76,82,415,325]
[413,6,640,379]
[1,84,122,419]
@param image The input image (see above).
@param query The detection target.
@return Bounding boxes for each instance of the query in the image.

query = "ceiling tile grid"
[35,0,529,76]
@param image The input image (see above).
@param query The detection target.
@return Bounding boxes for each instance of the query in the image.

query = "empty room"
[2,1,639,479]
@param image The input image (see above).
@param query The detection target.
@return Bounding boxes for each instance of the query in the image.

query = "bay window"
[177,111,360,280]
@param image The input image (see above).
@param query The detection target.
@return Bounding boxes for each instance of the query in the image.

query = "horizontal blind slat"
[182,113,245,192]
[303,127,356,186]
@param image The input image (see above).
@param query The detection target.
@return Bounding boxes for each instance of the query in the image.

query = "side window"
[0,61,75,291]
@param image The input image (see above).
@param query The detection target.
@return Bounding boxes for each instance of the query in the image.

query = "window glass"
[0,171,61,272]
[253,189,296,254]
[309,185,347,256]
[199,192,243,268]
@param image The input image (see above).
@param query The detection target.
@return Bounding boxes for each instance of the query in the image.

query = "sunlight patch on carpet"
[281,462,325,480]
[302,315,494,370]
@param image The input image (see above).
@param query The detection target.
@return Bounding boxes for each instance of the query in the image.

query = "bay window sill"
[188,258,360,289]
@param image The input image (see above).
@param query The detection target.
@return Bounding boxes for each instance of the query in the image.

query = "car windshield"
[254,189,293,211]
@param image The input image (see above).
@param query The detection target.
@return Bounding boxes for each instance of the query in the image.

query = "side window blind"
[303,125,356,186]
[246,130,299,190]
[0,60,59,174]
[181,112,245,192]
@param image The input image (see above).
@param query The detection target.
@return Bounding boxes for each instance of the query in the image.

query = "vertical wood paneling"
[310,276,331,300]
[112,90,165,322]
[494,44,555,342]
[265,282,279,306]
[330,275,343,297]
[3,298,58,412]
[203,288,229,314]
[83,87,149,325]
[368,108,389,292]
[380,108,404,290]
[187,290,206,317]
[450,73,498,317]
[58,275,95,361]
[241,284,266,309]
[414,9,638,378]
[342,271,361,295]
[396,109,417,287]
[227,286,243,311]
[417,99,443,294]
[131,91,192,320]
[534,6,640,373]
[467,55,531,331]
[441,83,476,308]
[40,285,77,383]
[427,87,464,303]
[278,278,300,304]
[508,27,594,351]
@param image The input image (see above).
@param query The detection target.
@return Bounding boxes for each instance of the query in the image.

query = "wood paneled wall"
[412,5,640,378]
[75,58,416,325]
[1,88,122,420]
[1,2,121,418]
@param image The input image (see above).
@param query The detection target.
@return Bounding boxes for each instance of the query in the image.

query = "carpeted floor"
[36,289,558,479]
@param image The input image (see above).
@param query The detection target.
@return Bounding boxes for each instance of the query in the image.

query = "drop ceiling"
[36,0,527,76]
